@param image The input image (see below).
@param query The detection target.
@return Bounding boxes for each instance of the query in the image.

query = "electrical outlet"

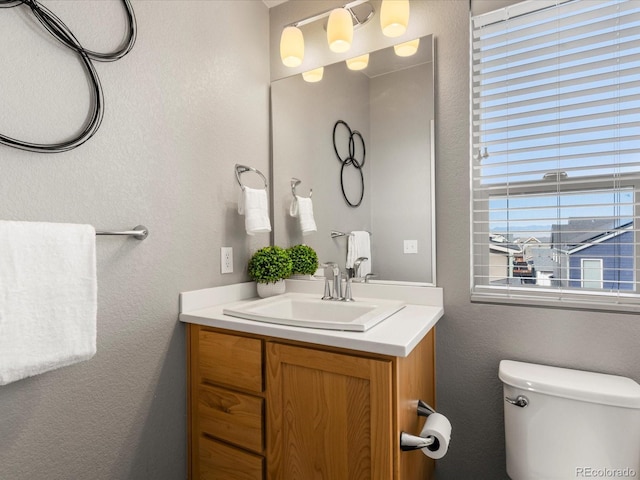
[221,247,233,274]
[403,240,418,254]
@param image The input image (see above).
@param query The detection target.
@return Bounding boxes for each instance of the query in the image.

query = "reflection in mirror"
[271,34,435,285]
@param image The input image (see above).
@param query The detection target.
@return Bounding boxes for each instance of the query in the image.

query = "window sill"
[471,291,640,315]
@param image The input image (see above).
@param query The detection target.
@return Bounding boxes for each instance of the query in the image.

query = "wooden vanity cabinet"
[187,324,435,480]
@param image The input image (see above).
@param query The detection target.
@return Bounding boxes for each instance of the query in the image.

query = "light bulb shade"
[280,26,304,67]
[393,38,420,57]
[380,0,410,38]
[302,67,324,83]
[327,8,353,53]
[346,53,370,71]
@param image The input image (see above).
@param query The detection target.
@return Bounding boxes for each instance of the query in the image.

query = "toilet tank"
[499,360,640,480]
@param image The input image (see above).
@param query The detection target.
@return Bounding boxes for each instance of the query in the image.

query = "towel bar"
[330,230,372,238]
[95,225,148,240]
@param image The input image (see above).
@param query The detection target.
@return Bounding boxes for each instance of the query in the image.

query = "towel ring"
[291,178,312,198]
[235,164,268,191]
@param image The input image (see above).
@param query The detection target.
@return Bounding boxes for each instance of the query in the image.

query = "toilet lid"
[499,360,640,409]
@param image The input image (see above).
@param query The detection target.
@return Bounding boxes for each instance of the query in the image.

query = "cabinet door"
[266,343,393,480]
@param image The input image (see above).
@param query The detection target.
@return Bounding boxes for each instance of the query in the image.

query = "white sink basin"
[222,293,405,332]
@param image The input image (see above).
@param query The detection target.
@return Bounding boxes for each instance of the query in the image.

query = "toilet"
[499,360,640,480]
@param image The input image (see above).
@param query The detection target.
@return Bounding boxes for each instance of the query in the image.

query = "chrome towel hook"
[291,177,312,198]
[235,164,268,191]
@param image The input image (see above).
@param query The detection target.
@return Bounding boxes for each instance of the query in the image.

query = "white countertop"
[179,281,443,357]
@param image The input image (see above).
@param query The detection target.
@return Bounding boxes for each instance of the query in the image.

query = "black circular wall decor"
[0,0,137,153]
[332,120,366,207]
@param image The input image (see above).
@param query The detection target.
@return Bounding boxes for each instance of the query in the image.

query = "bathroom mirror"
[271,34,435,285]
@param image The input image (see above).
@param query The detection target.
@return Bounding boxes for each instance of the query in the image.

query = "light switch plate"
[221,247,233,273]
[404,240,418,254]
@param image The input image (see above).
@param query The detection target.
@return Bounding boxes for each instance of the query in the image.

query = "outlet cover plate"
[221,247,233,274]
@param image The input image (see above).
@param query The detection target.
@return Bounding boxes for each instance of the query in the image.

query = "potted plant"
[287,244,319,279]
[248,246,293,298]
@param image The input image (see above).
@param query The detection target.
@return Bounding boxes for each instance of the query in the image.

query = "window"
[471,0,640,311]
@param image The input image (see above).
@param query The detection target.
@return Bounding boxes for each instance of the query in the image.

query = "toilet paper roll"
[419,412,452,459]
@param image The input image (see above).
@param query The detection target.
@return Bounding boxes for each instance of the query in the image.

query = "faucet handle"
[323,262,338,278]
[364,273,377,283]
[343,276,354,302]
[322,276,332,300]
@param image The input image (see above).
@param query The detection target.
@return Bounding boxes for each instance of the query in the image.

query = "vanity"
[182,20,442,479]
[180,280,443,479]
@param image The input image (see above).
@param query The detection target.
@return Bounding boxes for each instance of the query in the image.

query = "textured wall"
[271,1,640,479]
[0,1,269,479]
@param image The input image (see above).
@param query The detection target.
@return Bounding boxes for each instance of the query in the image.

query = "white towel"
[346,231,371,277]
[0,221,97,386]
[238,187,271,236]
[289,195,317,235]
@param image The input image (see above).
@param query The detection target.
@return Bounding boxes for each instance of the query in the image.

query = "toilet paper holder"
[400,400,439,452]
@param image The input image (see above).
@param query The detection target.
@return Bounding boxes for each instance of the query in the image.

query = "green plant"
[247,246,292,284]
[287,244,319,276]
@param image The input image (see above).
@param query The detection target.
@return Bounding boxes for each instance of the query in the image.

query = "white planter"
[256,280,286,298]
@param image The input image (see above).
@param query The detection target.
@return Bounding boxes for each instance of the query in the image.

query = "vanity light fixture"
[280,26,304,67]
[327,8,353,53]
[346,53,370,71]
[393,37,419,57]
[380,0,410,38]
[279,0,376,67]
[302,67,324,83]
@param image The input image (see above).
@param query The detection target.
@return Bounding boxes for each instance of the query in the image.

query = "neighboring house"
[489,235,522,285]
[526,245,559,287]
[489,221,634,290]
[565,223,634,290]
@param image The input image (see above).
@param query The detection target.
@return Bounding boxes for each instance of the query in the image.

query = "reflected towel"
[0,220,97,386]
[238,187,271,235]
[289,195,317,235]
[346,231,371,277]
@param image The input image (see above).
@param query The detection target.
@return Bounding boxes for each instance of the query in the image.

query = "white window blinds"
[471,0,640,310]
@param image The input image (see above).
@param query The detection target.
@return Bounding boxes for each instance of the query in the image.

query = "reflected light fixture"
[280,26,304,67]
[380,0,410,38]
[302,67,324,83]
[279,1,375,67]
[393,37,419,57]
[346,53,370,70]
[327,8,354,53]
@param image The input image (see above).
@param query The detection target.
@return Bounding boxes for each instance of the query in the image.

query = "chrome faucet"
[350,256,369,282]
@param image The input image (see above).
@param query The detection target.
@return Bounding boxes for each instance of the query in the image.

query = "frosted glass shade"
[380,0,410,38]
[302,67,324,83]
[394,38,419,57]
[280,26,304,67]
[327,8,353,53]
[346,54,369,71]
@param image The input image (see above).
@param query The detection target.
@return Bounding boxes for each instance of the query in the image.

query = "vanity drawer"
[198,330,263,393]
[199,436,264,480]
[198,384,264,453]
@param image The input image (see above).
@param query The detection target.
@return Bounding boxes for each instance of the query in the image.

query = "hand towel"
[238,187,271,236]
[289,195,317,235]
[346,231,372,277]
[0,220,97,386]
